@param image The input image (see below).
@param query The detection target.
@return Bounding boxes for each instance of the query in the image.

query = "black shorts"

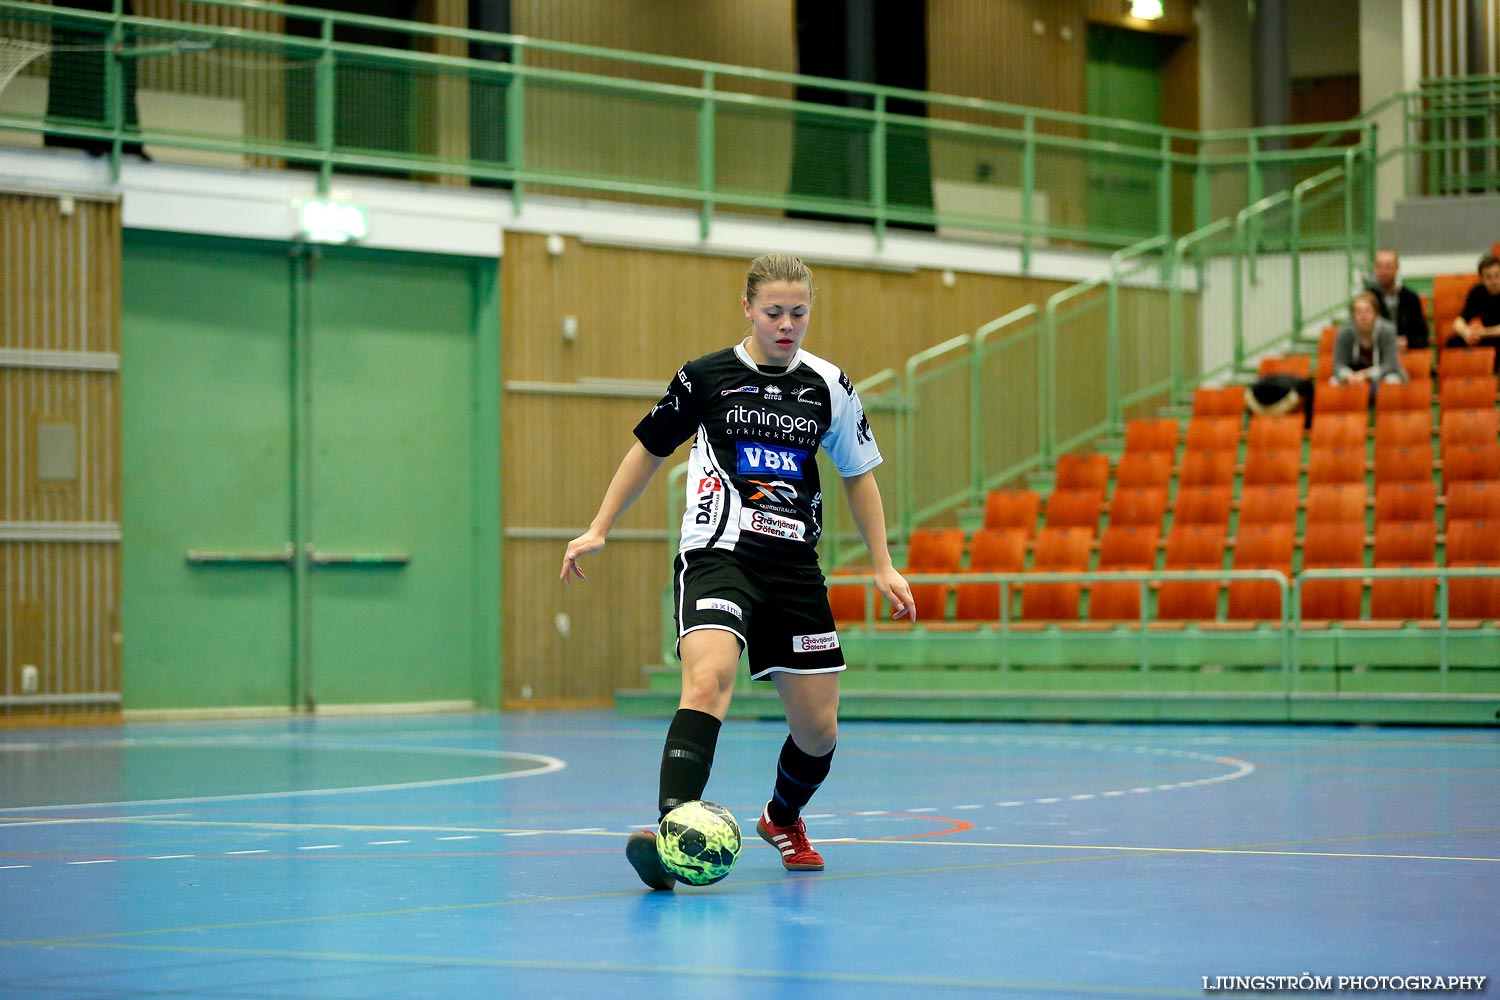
[672,548,845,680]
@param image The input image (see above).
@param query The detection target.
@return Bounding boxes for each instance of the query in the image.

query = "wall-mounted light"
[299,199,368,243]
[1130,0,1165,19]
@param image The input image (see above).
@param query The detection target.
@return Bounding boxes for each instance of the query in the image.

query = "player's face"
[1482,263,1500,295]
[742,280,811,366]
[1373,252,1398,287]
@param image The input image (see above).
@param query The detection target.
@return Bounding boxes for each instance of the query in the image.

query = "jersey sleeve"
[633,362,701,458]
[821,370,882,478]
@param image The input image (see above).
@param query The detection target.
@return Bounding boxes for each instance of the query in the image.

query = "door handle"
[306,544,410,567]
[186,544,295,566]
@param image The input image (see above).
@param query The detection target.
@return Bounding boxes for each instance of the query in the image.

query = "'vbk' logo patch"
[735,442,807,479]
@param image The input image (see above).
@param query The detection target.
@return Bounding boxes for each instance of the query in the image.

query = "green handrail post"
[1156,131,1172,245]
[1106,235,1170,434]
[871,92,887,251]
[315,17,335,196]
[1289,164,1347,339]
[1362,124,1378,265]
[902,335,969,538]
[969,304,1039,504]
[507,44,525,215]
[1021,112,1036,273]
[698,70,716,241]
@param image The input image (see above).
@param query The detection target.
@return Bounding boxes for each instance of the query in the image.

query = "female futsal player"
[560,253,914,890]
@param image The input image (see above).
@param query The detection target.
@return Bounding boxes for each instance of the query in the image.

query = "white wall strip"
[505,527,670,541]
[0,692,121,707]
[0,348,121,371]
[0,522,122,542]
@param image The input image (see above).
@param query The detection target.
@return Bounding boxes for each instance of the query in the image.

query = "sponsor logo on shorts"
[696,598,743,620]
[740,508,804,540]
[794,631,840,652]
[735,441,808,479]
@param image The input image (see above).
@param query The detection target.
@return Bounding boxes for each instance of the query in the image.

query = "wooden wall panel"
[1,194,122,723]
[500,232,1075,703]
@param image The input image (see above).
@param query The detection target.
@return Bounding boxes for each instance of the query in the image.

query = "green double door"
[121,233,498,711]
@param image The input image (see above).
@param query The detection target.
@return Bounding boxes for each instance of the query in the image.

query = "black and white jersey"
[635,341,881,564]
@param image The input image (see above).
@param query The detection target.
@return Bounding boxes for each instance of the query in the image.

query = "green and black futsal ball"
[657,800,742,886]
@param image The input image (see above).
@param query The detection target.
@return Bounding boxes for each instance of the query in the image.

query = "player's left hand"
[876,567,916,621]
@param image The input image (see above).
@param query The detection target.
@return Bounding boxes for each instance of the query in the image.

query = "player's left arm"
[842,470,915,620]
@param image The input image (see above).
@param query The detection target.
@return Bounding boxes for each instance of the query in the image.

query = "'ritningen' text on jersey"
[634,341,881,564]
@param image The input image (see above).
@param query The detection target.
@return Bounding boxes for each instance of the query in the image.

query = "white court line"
[0,749,565,813]
[437,836,477,841]
[66,860,114,865]
[367,840,409,845]
[296,845,341,851]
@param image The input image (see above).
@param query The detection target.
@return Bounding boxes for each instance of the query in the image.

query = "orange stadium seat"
[1238,485,1299,526]
[1242,447,1300,486]
[1306,445,1366,486]
[1444,443,1500,495]
[1431,273,1480,350]
[1439,376,1497,411]
[903,528,965,621]
[1371,521,1438,620]
[954,528,1028,621]
[1447,481,1500,523]
[1446,519,1500,620]
[1374,410,1432,449]
[1185,416,1242,452]
[1158,523,1227,620]
[1401,351,1433,382]
[1109,486,1168,528]
[1172,485,1234,526]
[1247,415,1303,452]
[1305,483,1367,525]
[1123,418,1179,455]
[1374,443,1435,486]
[1257,355,1312,379]
[1310,412,1367,449]
[1314,380,1371,416]
[1054,452,1111,491]
[1374,381,1432,414]
[828,568,874,623]
[1375,481,1437,524]
[1227,522,1296,621]
[1043,488,1105,534]
[1114,452,1173,490]
[1178,449,1237,487]
[1192,385,1246,418]
[1440,409,1499,450]
[1300,521,1367,622]
[1090,524,1161,622]
[1439,346,1494,378]
[983,489,1040,536]
[1020,527,1093,621]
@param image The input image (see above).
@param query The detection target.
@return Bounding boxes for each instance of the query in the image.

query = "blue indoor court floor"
[1,712,1496,1000]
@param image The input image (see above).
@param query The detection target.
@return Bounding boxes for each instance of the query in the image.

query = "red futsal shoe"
[755,803,826,871]
[625,829,676,891]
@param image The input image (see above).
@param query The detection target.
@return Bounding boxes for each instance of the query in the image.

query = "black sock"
[657,708,722,820]
[766,735,834,826]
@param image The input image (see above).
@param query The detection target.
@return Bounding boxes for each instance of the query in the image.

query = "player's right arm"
[560,441,667,583]
[562,361,701,583]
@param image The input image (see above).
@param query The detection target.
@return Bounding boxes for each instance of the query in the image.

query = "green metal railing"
[830,566,1500,676]
[0,0,1382,253]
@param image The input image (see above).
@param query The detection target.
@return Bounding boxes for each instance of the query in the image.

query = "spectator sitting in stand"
[1447,253,1500,372]
[1364,248,1428,350]
[1332,291,1408,399]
